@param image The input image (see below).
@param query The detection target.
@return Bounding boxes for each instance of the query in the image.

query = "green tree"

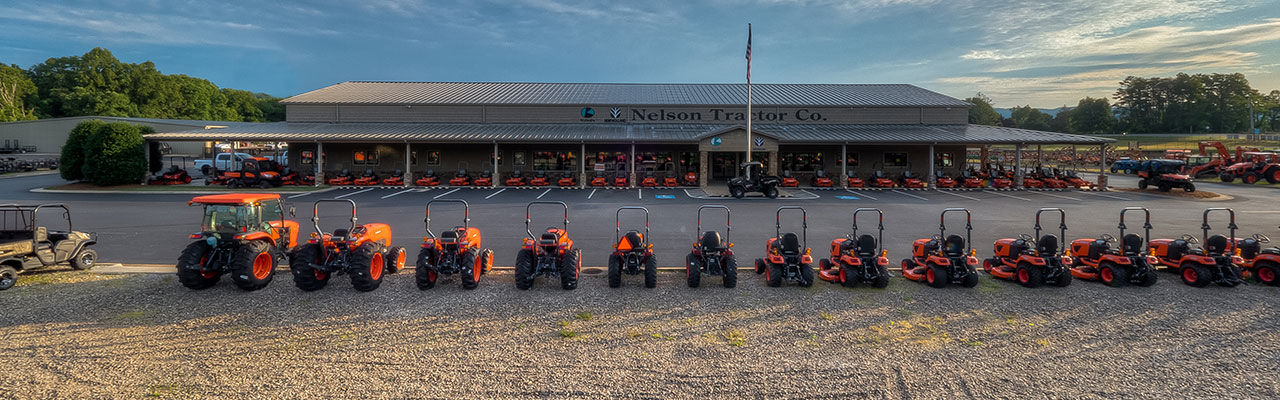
[1009,105,1052,131]
[81,122,148,186]
[59,119,105,181]
[1049,107,1073,133]
[965,93,1002,126]
[1068,97,1116,134]
[0,63,38,121]
[255,94,285,121]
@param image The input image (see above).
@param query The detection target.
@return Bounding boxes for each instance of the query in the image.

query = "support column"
[1037,144,1043,171]
[928,144,937,187]
[1014,144,1024,189]
[699,151,708,188]
[768,151,778,176]
[315,141,324,187]
[1071,145,1077,170]
[841,144,848,188]
[980,145,989,171]
[404,142,412,187]
[580,142,587,188]
[1097,144,1108,188]
[493,142,499,181]
[629,143,636,188]
[142,141,152,185]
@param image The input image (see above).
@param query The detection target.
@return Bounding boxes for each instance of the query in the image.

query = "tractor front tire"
[840,263,858,288]
[961,270,980,288]
[349,242,386,292]
[766,262,783,287]
[514,249,534,290]
[71,248,97,270]
[798,263,814,287]
[480,249,494,274]
[1100,263,1128,288]
[289,243,330,291]
[1244,172,1259,185]
[1016,263,1045,288]
[871,265,891,289]
[730,186,745,199]
[644,255,658,289]
[685,254,701,288]
[1157,182,1171,192]
[926,263,949,288]
[560,249,581,290]
[386,246,407,274]
[230,240,276,291]
[764,186,779,199]
[1180,263,1212,288]
[1256,262,1280,286]
[723,256,738,288]
[754,258,766,274]
[1267,168,1280,184]
[608,255,623,288]
[1220,174,1235,183]
[461,249,481,290]
[416,247,438,290]
[177,241,220,290]
[1184,183,1196,192]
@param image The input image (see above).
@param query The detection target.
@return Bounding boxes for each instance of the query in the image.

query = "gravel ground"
[1,267,1278,399]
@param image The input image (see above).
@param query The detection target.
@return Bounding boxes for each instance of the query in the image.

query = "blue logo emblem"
[581,107,595,118]
[754,137,765,147]
[711,137,722,146]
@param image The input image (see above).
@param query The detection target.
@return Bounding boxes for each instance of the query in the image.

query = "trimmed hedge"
[59,120,105,181]
[66,121,150,186]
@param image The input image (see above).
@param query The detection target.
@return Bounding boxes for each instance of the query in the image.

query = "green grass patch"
[819,310,835,321]
[573,312,593,321]
[722,329,746,346]
[976,279,1003,294]
[557,329,577,338]
[145,383,182,398]
[112,309,149,321]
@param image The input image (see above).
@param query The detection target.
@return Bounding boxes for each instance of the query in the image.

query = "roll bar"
[312,199,357,237]
[776,206,807,248]
[1034,208,1067,255]
[0,204,72,232]
[696,205,731,243]
[424,199,469,239]
[1202,208,1237,248]
[1119,207,1152,253]
[525,201,569,240]
[940,208,972,253]
[851,208,884,254]
[615,206,650,244]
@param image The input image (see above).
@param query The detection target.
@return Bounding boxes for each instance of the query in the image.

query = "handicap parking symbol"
[655,194,675,199]
[835,195,859,200]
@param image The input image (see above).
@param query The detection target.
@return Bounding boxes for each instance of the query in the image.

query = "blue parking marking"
[835,195,859,200]
[655,194,675,199]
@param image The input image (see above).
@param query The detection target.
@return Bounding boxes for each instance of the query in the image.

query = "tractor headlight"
[1231,256,1245,265]
[1146,256,1159,265]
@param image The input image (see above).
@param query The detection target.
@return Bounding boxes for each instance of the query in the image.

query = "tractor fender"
[1,257,25,272]
[767,255,785,264]
[926,255,951,266]
[1102,255,1131,265]
[1183,255,1214,265]
[237,232,278,248]
[1019,256,1047,266]
[840,255,861,266]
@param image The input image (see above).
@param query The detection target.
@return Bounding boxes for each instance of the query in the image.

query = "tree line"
[968,73,1278,134]
[0,48,284,123]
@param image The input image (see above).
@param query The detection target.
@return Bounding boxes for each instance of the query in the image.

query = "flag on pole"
[745,23,752,82]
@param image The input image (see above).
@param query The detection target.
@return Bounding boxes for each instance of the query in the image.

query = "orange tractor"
[381,170,405,186]
[352,169,380,186]
[1220,152,1280,184]
[685,205,738,288]
[608,207,658,288]
[177,194,298,291]
[1068,207,1159,287]
[810,170,835,187]
[753,206,816,287]
[780,170,800,187]
[514,201,581,290]
[1148,208,1244,288]
[505,170,527,186]
[1233,227,1280,286]
[288,199,405,292]
[983,208,1073,288]
[818,208,891,288]
[416,199,494,290]
[900,208,981,288]
[846,170,866,188]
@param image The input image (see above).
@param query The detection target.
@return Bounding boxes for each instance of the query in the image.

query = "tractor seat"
[783,170,794,178]
[481,170,492,178]
[903,171,917,179]
[1037,235,1059,256]
[1122,234,1144,255]
[874,171,885,178]
[778,233,801,255]
[456,169,468,177]
[339,169,351,177]
[537,170,547,178]
[856,234,877,257]
[700,231,724,251]
[362,169,375,177]
[540,229,560,246]
[167,165,182,174]
[512,169,523,177]
[622,231,644,249]
[943,234,966,257]
[1237,239,1260,259]
[332,228,349,239]
[815,170,827,178]
[440,229,461,242]
[391,170,403,177]
[1205,234,1229,255]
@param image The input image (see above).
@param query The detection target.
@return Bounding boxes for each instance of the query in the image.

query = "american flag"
[745,23,752,81]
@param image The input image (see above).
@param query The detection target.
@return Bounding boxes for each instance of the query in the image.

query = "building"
[143,81,1113,187]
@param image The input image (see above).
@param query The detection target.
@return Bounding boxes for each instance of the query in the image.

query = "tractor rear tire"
[754,258,766,274]
[926,263,949,288]
[1136,269,1158,287]
[1184,184,1195,193]
[1257,262,1280,286]
[1100,263,1128,288]
[730,186,745,199]
[1244,172,1259,185]
[289,243,330,291]
[871,265,890,289]
[608,255,623,288]
[258,180,272,189]
[385,246,407,274]
[798,263,814,287]
[416,247,438,290]
[766,262,783,287]
[1180,264,1212,288]
[644,255,658,289]
[1267,168,1280,184]
[177,241,220,290]
[1124,168,1133,174]
[1051,268,1073,287]
[514,249,534,290]
[1016,263,1045,288]
[230,240,275,291]
[961,270,980,288]
[0,265,18,290]
[764,186,779,199]
[1220,174,1235,183]
[71,248,97,270]
[722,256,738,288]
[560,249,581,290]
[1138,180,1148,190]
[461,249,480,290]
[685,254,701,288]
[349,242,386,292]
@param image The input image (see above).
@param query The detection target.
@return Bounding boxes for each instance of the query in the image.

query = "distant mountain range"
[995,107,1074,118]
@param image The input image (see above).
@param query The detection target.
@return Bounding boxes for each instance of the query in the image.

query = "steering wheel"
[930,234,943,242]
[1100,234,1116,243]
[1253,233,1271,243]
[1180,234,1199,244]
[1018,233,1033,241]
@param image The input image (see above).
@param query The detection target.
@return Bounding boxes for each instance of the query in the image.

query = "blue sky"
[2,0,1278,107]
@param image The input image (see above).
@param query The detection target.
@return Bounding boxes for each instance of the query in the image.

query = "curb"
[0,170,59,180]
[31,187,340,196]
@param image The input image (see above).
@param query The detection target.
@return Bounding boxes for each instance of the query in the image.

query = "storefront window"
[353,150,379,165]
[492,150,502,166]
[845,153,859,168]
[935,153,954,168]
[301,150,314,165]
[885,152,908,167]
[533,151,578,171]
[780,152,824,172]
[512,151,524,166]
[426,151,440,166]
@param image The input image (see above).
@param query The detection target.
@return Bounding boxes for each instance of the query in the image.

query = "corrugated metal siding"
[287,105,337,122]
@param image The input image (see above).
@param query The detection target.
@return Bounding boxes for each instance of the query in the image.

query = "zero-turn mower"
[288,199,403,292]
[514,201,581,290]
[558,170,577,187]
[960,169,984,188]
[869,163,895,188]
[590,171,609,187]
[416,170,441,186]
[682,171,698,186]
[983,208,1073,288]
[898,167,926,188]
[608,206,658,288]
[416,199,493,290]
[780,170,800,187]
[449,169,472,186]
[1068,207,1159,287]
[352,169,380,186]
[818,208,891,288]
[846,170,865,188]
[1149,208,1244,287]
[327,169,354,186]
[148,156,192,185]
[810,170,835,187]
[686,205,738,288]
[934,171,958,188]
[663,171,679,187]
[380,170,405,186]
[753,206,815,287]
[900,208,981,288]
[505,170,527,186]
[473,170,494,186]
[530,170,550,186]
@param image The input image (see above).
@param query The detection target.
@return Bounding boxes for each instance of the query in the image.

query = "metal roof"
[281,81,974,107]
[145,123,1114,145]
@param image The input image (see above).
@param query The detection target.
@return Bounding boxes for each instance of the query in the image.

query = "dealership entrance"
[709,151,770,181]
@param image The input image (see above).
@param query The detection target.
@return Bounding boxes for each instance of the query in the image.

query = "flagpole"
[745,23,752,166]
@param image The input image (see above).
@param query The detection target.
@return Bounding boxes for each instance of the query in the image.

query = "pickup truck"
[194,153,254,176]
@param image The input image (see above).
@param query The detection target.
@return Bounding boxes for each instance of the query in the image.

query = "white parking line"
[380,189,418,199]
[537,189,551,199]
[485,188,507,199]
[891,190,929,201]
[1028,191,1080,201]
[588,189,597,199]
[432,188,460,199]
[935,190,980,201]
[983,190,1033,202]
[287,192,316,199]
[637,188,642,200]
[800,189,820,199]
[848,190,877,200]
[1079,191,1131,201]
[683,189,692,198]
[334,188,373,199]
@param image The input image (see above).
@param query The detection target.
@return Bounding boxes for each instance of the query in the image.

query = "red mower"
[753,206,816,287]
[663,172,679,187]
[1233,229,1280,286]
[288,199,404,292]
[818,208,891,288]
[1062,170,1095,189]
[415,199,494,290]
[640,170,659,188]
[505,170,527,186]
[682,171,698,186]
[1148,208,1244,288]
[608,207,657,288]
[514,201,581,290]
[780,170,800,187]
[900,208,981,288]
[449,169,471,186]
[415,170,441,186]
[148,156,192,185]
[473,170,494,186]
[686,205,738,288]
[558,170,577,187]
[989,167,1013,189]
[613,170,629,187]
[898,168,926,188]
[934,171,958,188]
[983,208,1073,288]
[381,170,405,186]
[530,170,550,186]
[590,171,609,187]
[810,170,835,187]
[846,170,865,188]
[869,163,896,188]
[352,169,380,186]
[960,169,984,188]
[1068,207,1159,287]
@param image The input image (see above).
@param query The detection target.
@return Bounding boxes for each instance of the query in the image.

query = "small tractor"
[983,208,1073,288]
[0,204,99,291]
[780,170,800,187]
[1220,152,1280,184]
[473,170,494,186]
[416,170,441,186]
[900,208,981,288]
[590,171,609,187]
[1068,207,1159,287]
[753,206,815,287]
[727,162,781,199]
[1137,159,1195,192]
[176,195,296,291]
[818,208,891,288]
[685,205,738,288]
[381,170,405,186]
[608,206,658,288]
[558,170,577,187]
[416,199,494,290]
[514,201,581,290]
[505,170,527,186]
[1233,228,1280,286]
[288,199,404,292]
[869,163,895,188]
[148,156,192,185]
[810,170,835,187]
[1148,208,1244,288]
[352,169,380,186]
[934,171,958,188]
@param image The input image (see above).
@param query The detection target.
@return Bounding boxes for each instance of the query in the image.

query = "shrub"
[81,122,149,186]
[59,120,104,181]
